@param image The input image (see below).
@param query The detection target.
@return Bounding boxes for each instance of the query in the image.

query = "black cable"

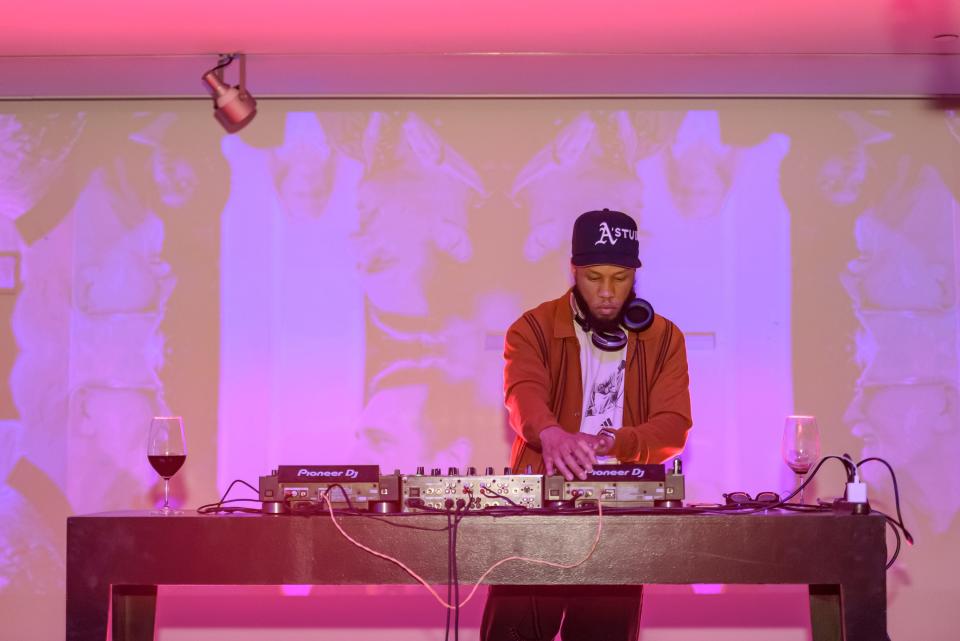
[452,499,468,641]
[856,457,914,545]
[195,479,260,514]
[444,507,453,641]
[304,494,456,530]
[722,455,859,516]
[204,54,236,77]
[479,486,523,508]
[450,497,472,641]
[300,488,455,532]
[323,483,358,512]
[874,510,904,570]
[840,452,858,482]
[196,498,264,515]
[358,513,455,532]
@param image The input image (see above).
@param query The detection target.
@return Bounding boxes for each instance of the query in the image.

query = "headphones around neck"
[570,290,655,352]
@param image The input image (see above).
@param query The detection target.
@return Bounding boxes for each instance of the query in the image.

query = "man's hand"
[540,426,600,480]
[594,432,615,457]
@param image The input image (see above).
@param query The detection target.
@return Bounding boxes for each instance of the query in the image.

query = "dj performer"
[481,208,693,641]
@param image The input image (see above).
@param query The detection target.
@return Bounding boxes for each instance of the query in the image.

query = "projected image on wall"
[0,99,957,638]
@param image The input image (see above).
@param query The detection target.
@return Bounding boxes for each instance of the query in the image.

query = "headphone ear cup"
[622,297,655,332]
[591,327,628,352]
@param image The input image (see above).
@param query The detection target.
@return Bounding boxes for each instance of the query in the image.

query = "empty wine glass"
[147,416,187,515]
[782,415,821,504]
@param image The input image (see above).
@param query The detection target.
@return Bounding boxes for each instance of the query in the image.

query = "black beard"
[572,287,634,334]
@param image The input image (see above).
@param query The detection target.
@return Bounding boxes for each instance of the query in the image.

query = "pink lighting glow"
[0,1,956,56]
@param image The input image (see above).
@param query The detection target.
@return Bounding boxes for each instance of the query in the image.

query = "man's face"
[572,264,636,321]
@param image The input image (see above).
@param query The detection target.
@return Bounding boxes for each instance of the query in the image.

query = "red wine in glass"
[149,455,186,479]
[787,459,812,475]
[782,415,821,504]
[147,416,187,514]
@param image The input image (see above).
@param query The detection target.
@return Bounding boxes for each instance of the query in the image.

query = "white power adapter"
[845,472,868,504]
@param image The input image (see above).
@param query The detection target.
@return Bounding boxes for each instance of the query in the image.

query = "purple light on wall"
[691,583,726,595]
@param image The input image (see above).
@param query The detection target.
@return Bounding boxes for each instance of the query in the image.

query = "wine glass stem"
[797,474,804,504]
[163,478,170,509]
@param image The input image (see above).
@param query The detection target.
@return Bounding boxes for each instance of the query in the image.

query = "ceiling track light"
[201,53,257,133]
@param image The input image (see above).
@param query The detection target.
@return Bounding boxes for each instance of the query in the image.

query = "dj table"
[66,510,887,641]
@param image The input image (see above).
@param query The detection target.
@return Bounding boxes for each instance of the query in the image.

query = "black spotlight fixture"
[201,53,257,133]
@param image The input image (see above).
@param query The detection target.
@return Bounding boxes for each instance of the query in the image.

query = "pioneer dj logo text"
[594,222,639,246]
[591,468,646,478]
[297,468,359,479]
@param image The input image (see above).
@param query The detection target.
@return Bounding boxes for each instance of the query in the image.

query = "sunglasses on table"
[722,491,782,506]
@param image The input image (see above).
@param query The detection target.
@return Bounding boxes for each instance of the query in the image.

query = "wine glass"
[782,415,821,504]
[147,416,187,515]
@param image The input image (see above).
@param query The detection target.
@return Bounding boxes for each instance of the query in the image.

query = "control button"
[431,468,442,476]
[485,467,495,475]
[416,466,425,475]
[467,467,477,476]
[448,467,460,476]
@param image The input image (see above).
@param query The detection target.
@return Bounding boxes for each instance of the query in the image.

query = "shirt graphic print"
[586,360,626,420]
[573,320,626,463]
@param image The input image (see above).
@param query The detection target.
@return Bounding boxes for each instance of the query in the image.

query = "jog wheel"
[654,499,684,508]
[368,501,402,514]
[261,501,284,514]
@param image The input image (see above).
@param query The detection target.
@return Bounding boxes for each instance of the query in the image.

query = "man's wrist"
[598,427,618,441]
[597,427,618,455]
[535,424,565,447]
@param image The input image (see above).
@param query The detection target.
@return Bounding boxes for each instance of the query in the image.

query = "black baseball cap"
[571,208,642,269]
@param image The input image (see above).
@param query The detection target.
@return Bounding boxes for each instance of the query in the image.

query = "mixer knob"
[467,466,477,476]
[485,466,495,476]
[524,465,534,474]
[416,466,425,475]
[504,467,512,475]
[448,467,460,476]
[431,468,442,476]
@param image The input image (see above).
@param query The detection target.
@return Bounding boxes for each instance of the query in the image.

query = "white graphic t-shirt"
[573,320,626,464]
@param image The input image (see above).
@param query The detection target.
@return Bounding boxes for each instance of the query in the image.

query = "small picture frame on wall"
[0,252,21,294]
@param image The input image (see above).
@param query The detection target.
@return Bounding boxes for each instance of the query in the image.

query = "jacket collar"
[554,290,577,338]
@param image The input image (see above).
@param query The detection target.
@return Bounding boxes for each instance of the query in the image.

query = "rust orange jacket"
[505,291,693,472]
